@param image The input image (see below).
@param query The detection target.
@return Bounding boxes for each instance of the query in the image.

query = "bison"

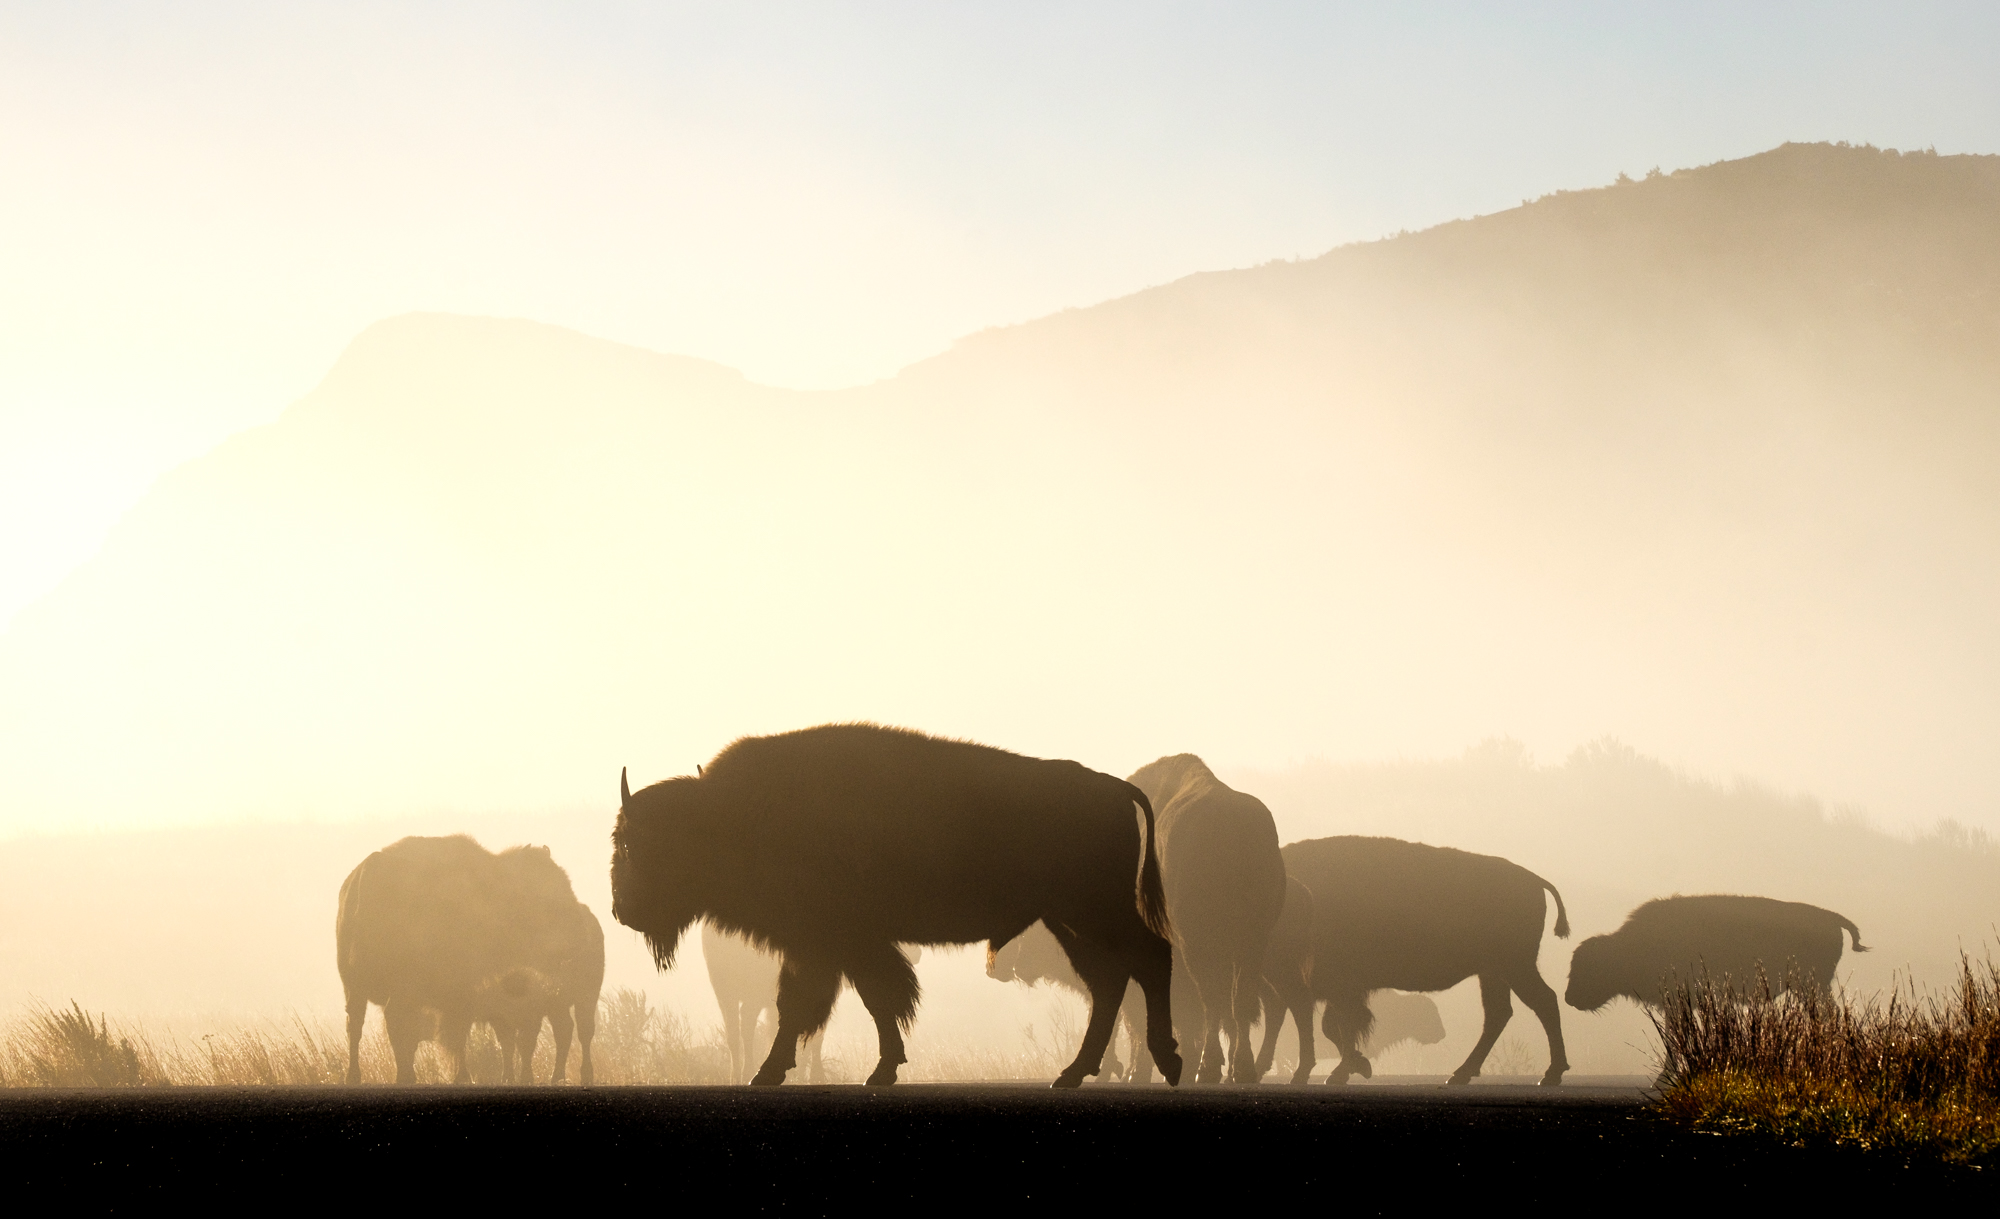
[1126,755,1286,1083]
[1282,835,1571,1085]
[704,921,922,1084]
[1565,894,1869,1012]
[474,903,606,1084]
[612,723,1181,1087]
[337,835,601,1084]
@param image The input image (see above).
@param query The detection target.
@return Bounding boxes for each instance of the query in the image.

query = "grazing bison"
[1127,755,1287,1084]
[1282,836,1572,1086]
[1565,895,1869,1011]
[612,723,1181,1087]
[337,835,601,1085]
[704,922,922,1084]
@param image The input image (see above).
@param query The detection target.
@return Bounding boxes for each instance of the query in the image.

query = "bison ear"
[696,763,703,778]
[620,767,631,810]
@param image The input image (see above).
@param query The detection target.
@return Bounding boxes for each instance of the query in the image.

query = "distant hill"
[4,141,1999,844]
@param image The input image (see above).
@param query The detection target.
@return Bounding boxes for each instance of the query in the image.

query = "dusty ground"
[0,1079,1978,1205]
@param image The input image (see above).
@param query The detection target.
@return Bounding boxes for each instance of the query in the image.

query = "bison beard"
[611,723,1182,1088]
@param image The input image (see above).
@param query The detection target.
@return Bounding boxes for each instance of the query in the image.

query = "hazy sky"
[4,1,1998,628]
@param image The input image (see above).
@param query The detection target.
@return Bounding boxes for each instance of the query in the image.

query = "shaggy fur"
[703,922,921,1084]
[337,835,603,1085]
[612,723,1180,1087]
[1282,835,1573,1086]
[1566,894,1869,1012]
[1127,755,1287,1084]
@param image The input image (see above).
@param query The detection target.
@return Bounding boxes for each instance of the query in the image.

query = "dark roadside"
[1,1080,1980,1206]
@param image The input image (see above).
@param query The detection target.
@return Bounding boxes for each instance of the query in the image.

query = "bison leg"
[1045,924,1131,1089]
[1123,982,1156,1083]
[383,1000,425,1085]
[1184,950,1234,1085]
[846,942,920,1086]
[1321,992,1373,1084]
[1449,974,1515,1085]
[540,1007,572,1079]
[1132,933,1182,1087]
[802,1030,829,1084]
[574,1000,596,1087]
[344,993,369,1085]
[439,1010,474,1085]
[1287,993,1317,1085]
[1509,969,1569,1086]
[524,1007,556,1079]
[752,956,840,1085]
[1252,978,1284,1082]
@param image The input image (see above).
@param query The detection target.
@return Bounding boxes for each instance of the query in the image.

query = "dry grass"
[0,987,1098,1087]
[1652,955,2000,1167]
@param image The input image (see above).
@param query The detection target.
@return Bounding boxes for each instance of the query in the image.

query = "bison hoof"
[1290,1067,1312,1086]
[750,1067,788,1086]
[1446,1072,1473,1086]
[865,1063,900,1087]
[1157,1050,1183,1087]
[1540,1070,1566,1086]
[1051,1070,1087,1089]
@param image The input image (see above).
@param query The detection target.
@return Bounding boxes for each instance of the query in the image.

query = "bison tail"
[1132,785,1171,939]
[1841,918,1870,953]
[1539,875,1571,939]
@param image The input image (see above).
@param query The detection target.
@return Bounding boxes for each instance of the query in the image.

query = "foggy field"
[2,1083,1980,1204]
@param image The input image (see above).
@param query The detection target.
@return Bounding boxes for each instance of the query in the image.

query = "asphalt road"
[1,1080,1979,1207]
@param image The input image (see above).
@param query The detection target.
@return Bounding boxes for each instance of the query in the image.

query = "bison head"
[985,922,1071,987]
[1564,935,1621,1011]
[610,768,712,971]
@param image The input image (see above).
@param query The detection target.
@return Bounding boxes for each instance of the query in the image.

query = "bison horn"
[620,766,631,809]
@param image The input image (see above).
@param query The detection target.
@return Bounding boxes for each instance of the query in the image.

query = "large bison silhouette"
[1127,755,1286,1083]
[337,835,603,1084]
[1282,836,1571,1086]
[612,723,1181,1087]
[1566,894,1869,1011]
[703,921,922,1084]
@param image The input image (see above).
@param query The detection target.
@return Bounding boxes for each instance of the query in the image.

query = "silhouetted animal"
[1565,894,1869,1011]
[336,835,601,1084]
[1282,836,1572,1085]
[474,903,605,1084]
[476,966,558,1084]
[704,922,922,1084]
[612,723,1181,1087]
[1127,756,1286,1084]
[1361,989,1447,1055]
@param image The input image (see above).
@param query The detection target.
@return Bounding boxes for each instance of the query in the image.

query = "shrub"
[1652,955,2000,1166]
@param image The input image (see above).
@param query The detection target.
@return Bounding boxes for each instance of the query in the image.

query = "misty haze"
[5,87,2000,1193]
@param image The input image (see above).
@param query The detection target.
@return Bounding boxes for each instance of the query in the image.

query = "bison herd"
[338,722,1867,1087]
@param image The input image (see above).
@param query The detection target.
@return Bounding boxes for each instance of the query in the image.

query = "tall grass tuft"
[5,1001,148,1087]
[1652,955,2000,1166]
